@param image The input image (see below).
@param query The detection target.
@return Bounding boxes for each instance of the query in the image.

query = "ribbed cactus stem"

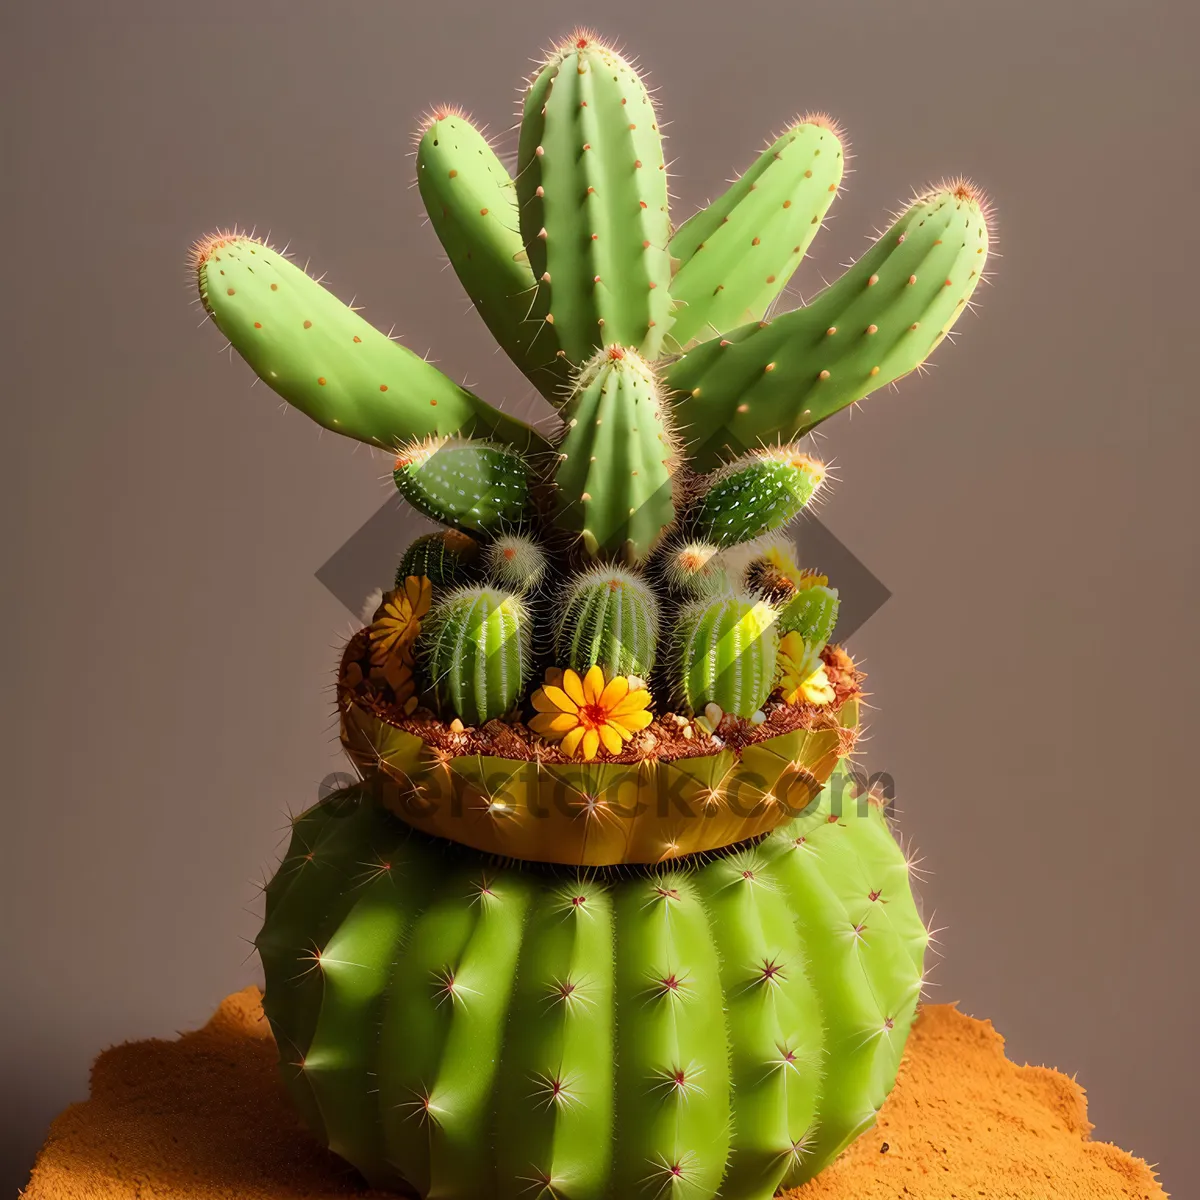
[397,529,481,589]
[419,586,532,724]
[779,583,840,680]
[556,565,660,679]
[393,436,530,534]
[675,594,780,717]
[516,31,673,364]
[551,346,677,563]
[482,534,549,594]
[694,446,826,547]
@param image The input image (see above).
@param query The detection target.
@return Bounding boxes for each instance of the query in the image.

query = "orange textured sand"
[23,988,1168,1200]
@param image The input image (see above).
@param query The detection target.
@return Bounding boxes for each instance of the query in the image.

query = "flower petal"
[581,728,601,761]
[599,675,630,710]
[561,669,586,707]
[616,708,653,732]
[535,685,578,715]
[582,665,606,705]
[530,712,579,738]
[561,726,586,758]
[610,688,653,717]
[598,723,625,756]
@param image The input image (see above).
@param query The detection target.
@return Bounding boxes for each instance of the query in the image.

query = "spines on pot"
[667,116,846,351]
[551,346,677,563]
[693,446,826,547]
[555,565,660,679]
[190,233,548,455]
[415,110,568,397]
[419,585,532,724]
[393,436,530,534]
[482,533,550,594]
[516,31,673,365]
[674,593,780,717]
[668,182,992,470]
[397,529,481,589]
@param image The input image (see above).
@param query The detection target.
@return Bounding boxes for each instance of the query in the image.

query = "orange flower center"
[579,703,610,728]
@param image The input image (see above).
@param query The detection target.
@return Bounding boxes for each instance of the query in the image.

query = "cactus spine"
[419,586,531,724]
[675,594,780,717]
[556,565,660,679]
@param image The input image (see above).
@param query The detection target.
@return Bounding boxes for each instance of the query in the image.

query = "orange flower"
[529,666,654,760]
[368,576,432,696]
[777,630,836,706]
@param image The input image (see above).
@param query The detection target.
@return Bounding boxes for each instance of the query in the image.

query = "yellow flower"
[777,630,836,706]
[368,576,432,696]
[529,666,654,760]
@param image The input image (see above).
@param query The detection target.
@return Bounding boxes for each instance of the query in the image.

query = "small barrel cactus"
[397,529,480,588]
[418,586,531,724]
[674,594,781,717]
[556,566,660,680]
[693,446,826,547]
[393,436,529,534]
[662,540,731,597]
[482,533,549,594]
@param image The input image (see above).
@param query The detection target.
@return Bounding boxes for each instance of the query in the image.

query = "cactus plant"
[397,529,480,589]
[555,565,659,680]
[693,445,826,547]
[674,593,780,717]
[482,533,549,594]
[259,769,926,1196]
[418,586,531,724]
[190,22,996,1199]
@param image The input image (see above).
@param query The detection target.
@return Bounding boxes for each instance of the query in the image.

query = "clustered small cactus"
[193,29,990,755]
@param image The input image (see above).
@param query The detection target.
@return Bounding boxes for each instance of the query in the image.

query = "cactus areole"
[191,25,991,1200]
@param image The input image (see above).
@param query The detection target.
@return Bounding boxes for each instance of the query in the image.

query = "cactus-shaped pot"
[188,22,994,1200]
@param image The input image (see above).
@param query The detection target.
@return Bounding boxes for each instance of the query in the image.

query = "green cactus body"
[516,35,673,365]
[675,594,780,717]
[419,586,531,724]
[192,234,547,455]
[397,530,481,589]
[552,349,676,562]
[416,113,567,396]
[556,566,660,679]
[694,447,826,547]
[258,768,926,1197]
[668,185,990,470]
[779,584,841,680]
[482,533,549,594]
[393,436,529,534]
[661,540,731,597]
[667,118,845,351]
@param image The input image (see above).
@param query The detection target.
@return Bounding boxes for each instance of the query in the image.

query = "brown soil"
[341,633,863,766]
[23,989,1168,1200]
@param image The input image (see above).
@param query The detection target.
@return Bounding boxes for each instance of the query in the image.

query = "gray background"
[3,0,1197,1194]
